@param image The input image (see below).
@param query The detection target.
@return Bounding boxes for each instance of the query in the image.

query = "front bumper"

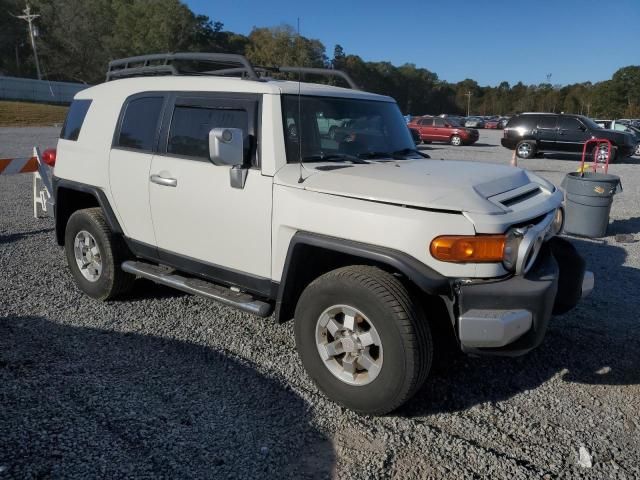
[501,137,517,149]
[456,237,591,356]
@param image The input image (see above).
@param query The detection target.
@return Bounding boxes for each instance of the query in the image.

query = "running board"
[121,260,273,317]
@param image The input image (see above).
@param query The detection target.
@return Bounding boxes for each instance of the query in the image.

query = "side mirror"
[208,128,244,167]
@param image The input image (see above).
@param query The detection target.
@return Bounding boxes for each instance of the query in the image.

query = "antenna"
[296,17,307,184]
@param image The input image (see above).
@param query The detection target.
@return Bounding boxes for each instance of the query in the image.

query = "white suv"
[51,53,593,414]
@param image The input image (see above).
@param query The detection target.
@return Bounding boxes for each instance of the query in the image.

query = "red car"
[408,116,479,146]
[485,119,500,129]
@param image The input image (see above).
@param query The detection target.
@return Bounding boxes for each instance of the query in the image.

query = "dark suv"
[501,113,636,160]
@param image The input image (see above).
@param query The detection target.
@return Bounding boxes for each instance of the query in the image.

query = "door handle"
[150,174,177,187]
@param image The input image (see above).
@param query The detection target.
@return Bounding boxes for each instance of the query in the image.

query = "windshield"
[580,116,602,130]
[282,95,417,163]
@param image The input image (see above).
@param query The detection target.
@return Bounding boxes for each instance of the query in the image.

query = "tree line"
[1,0,638,118]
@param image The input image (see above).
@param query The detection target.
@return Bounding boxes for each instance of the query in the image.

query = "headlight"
[502,229,523,271]
[550,207,564,236]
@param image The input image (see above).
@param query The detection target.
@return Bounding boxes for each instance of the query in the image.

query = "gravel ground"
[1,127,639,479]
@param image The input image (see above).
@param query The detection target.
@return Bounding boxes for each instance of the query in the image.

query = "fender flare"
[53,176,123,244]
[275,231,451,322]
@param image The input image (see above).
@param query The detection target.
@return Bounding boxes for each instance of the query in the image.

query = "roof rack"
[106,52,260,82]
[105,52,359,89]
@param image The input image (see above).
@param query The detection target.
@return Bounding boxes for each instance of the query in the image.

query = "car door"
[556,116,590,153]
[420,118,435,140]
[109,94,166,249]
[433,118,448,142]
[535,115,558,151]
[148,93,273,292]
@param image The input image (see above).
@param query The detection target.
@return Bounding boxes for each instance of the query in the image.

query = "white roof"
[76,75,394,102]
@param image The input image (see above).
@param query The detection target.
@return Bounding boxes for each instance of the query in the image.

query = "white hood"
[274,159,547,214]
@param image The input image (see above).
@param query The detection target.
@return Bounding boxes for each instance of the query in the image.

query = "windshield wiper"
[302,153,369,164]
[393,148,431,159]
[357,148,428,160]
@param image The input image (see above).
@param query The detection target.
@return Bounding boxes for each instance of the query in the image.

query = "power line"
[16,3,42,80]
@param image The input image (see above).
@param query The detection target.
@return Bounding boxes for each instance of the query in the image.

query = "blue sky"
[185,0,639,87]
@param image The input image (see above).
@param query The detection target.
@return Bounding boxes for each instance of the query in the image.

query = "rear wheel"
[450,135,462,146]
[294,266,432,415]
[516,140,536,159]
[64,208,135,300]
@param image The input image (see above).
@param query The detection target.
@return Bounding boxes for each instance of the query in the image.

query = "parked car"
[408,126,421,145]
[464,116,485,128]
[502,113,636,160]
[485,119,500,129]
[497,117,510,129]
[408,116,479,145]
[51,52,592,415]
[612,123,640,156]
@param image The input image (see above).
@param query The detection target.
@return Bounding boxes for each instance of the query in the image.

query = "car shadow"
[402,236,640,416]
[0,316,335,479]
[541,152,639,165]
[119,278,188,301]
[0,228,54,244]
[608,216,640,236]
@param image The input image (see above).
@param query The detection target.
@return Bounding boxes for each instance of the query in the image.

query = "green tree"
[245,25,326,69]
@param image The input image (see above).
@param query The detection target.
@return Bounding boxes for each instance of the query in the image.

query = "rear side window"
[537,116,558,129]
[508,115,536,130]
[434,118,446,127]
[167,106,248,159]
[60,99,92,141]
[116,96,164,152]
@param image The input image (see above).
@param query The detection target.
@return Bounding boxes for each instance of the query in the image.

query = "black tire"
[64,207,135,300]
[328,125,337,140]
[422,140,432,144]
[591,144,617,164]
[294,265,432,415]
[516,140,536,159]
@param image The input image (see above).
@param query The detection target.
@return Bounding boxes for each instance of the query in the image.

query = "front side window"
[167,106,249,159]
[61,99,92,141]
[558,117,583,131]
[282,95,416,163]
[117,96,164,151]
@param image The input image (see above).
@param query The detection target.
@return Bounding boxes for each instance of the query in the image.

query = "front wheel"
[294,266,432,415]
[516,140,537,159]
[450,135,462,146]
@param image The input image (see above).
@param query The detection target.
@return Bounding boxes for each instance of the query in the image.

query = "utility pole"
[17,4,42,80]
[464,91,472,117]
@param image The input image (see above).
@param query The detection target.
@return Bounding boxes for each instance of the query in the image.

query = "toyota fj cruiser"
[51,53,593,414]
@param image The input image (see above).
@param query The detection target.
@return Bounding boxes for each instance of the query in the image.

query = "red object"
[580,139,612,174]
[485,120,499,129]
[42,148,57,167]
[407,116,479,145]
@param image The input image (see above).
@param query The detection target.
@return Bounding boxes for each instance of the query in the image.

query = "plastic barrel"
[561,172,622,238]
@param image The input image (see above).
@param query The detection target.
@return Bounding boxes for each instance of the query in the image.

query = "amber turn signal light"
[430,235,506,263]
